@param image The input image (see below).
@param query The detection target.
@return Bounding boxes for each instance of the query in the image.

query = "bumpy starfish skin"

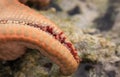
[0,0,79,75]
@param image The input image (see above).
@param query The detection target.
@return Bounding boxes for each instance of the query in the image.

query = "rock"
[0,0,120,77]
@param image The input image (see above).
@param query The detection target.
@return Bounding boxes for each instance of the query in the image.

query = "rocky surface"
[0,0,120,77]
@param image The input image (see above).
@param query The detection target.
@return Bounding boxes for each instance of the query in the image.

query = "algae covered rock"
[0,0,120,77]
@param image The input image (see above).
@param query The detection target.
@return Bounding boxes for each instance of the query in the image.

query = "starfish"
[0,0,80,75]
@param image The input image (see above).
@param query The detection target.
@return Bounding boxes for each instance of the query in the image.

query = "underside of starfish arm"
[0,24,78,75]
[0,0,80,60]
[0,0,80,75]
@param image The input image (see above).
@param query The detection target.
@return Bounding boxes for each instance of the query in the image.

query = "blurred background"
[0,0,120,77]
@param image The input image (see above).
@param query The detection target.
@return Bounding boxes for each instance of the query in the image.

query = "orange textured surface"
[0,24,78,75]
[0,0,79,75]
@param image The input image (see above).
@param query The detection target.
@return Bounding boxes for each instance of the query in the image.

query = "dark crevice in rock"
[114,61,120,67]
[43,63,53,71]
[94,0,119,31]
[106,70,116,77]
[79,0,87,2]
[19,0,50,10]
[68,6,81,16]
[25,1,34,7]
[49,1,62,11]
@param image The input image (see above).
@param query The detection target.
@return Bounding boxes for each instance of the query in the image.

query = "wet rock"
[0,0,120,77]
